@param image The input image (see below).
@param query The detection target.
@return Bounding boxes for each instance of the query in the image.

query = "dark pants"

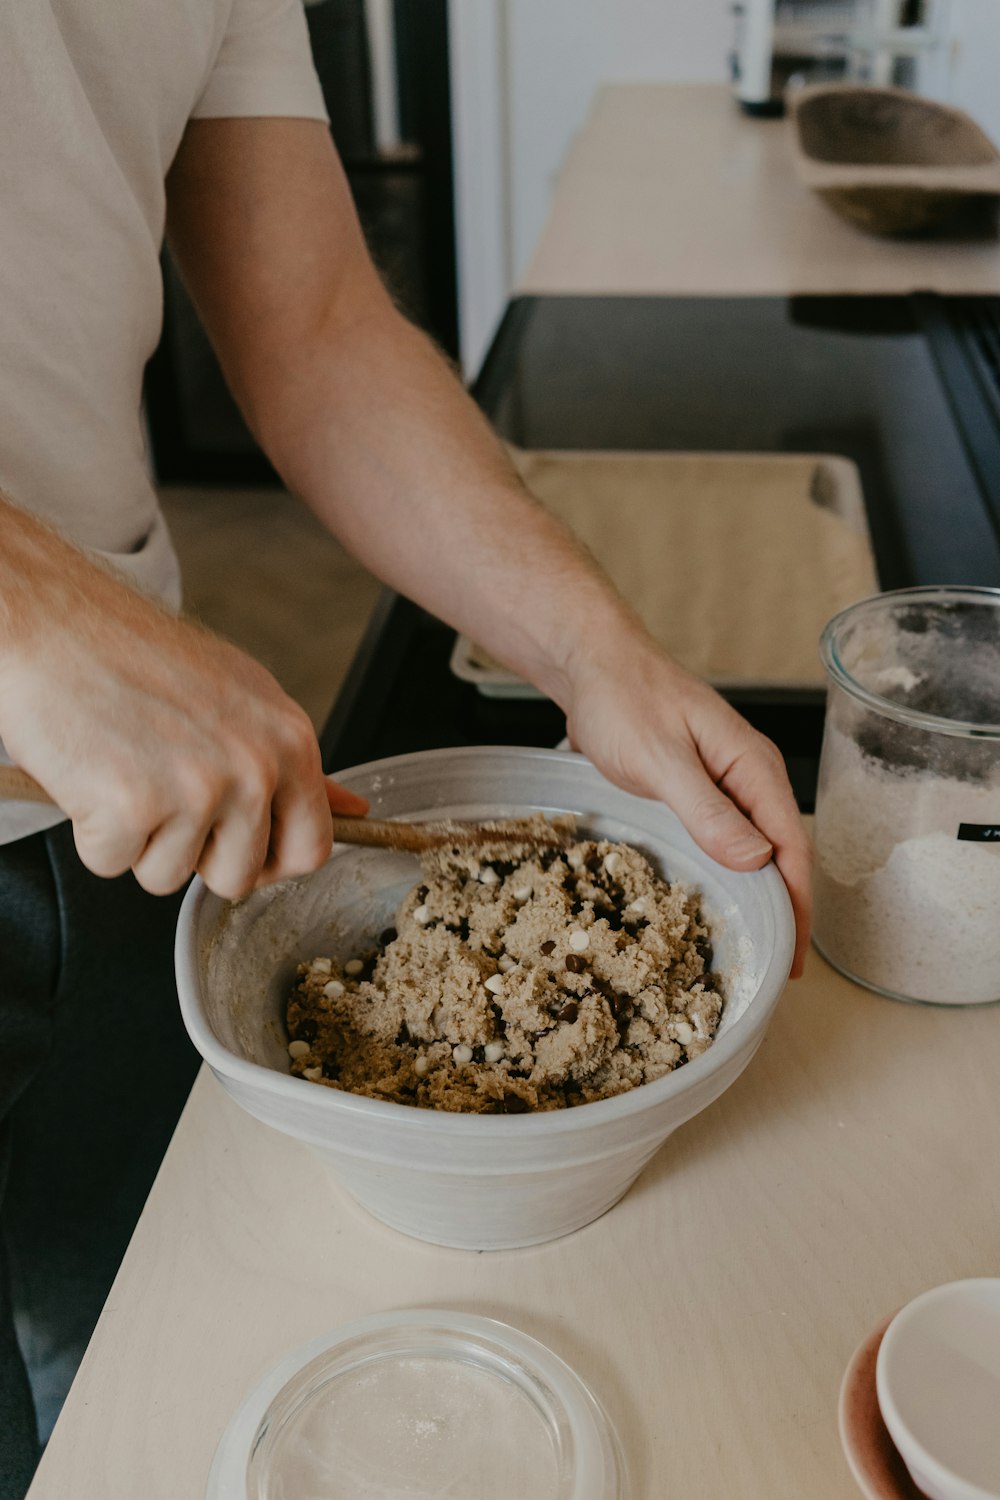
[0,824,199,1499]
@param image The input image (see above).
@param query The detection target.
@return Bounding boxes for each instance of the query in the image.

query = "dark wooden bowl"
[790,84,1000,236]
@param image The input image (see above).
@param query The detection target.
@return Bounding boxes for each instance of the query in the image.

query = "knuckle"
[271,824,332,882]
[756,734,786,768]
[234,751,277,809]
[174,761,224,823]
[278,704,320,763]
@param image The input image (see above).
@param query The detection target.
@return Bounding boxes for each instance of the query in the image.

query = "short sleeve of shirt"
[192,0,329,122]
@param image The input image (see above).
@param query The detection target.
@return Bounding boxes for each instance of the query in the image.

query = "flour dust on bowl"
[207,1310,626,1500]
[813,587,1000,1005]
[176,747,795,1249]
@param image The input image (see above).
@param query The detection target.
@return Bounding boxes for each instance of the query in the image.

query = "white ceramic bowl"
[876,1279,1000,1500]
[175,747,794,1250]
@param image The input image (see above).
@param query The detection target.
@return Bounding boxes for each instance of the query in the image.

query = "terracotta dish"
[839,1314,928,1500]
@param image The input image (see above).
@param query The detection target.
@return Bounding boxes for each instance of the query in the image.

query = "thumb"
[323,776,370,818]
[656,743,772,871]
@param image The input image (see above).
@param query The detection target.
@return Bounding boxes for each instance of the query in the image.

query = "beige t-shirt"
[0,0,328,844]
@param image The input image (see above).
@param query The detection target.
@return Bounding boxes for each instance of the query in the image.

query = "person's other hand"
[0,546,365,900]
[563,632,812,977]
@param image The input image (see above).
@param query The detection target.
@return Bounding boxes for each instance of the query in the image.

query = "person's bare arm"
[166,118,812,972]
[0,495,366,897]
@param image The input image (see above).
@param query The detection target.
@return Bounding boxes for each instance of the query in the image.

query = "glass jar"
[813,586,1000,1005]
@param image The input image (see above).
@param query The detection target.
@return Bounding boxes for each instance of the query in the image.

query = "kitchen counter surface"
[25,914,1000,1499]
[523,83,1000,296]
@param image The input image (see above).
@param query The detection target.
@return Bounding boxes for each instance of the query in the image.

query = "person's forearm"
[250,299,643,708]
[0,492,120,665]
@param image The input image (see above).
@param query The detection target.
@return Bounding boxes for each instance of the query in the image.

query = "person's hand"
[0,524,365,900]
[563,630,813,977]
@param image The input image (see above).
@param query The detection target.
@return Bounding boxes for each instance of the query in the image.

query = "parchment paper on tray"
[451,448,877,697]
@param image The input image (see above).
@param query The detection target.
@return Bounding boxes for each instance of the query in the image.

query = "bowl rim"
[875,1277,1000,1500]
[175,746,795,1137]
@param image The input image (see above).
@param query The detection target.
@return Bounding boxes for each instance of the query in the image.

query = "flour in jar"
[813,726,1000,1004]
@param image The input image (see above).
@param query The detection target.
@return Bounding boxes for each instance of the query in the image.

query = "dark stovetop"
[320,294,1000,810]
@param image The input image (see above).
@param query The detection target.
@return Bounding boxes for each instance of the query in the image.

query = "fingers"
[71,719,340,901]
[257,776,333,888]
[714,735,813,979]
[652,738,774,870]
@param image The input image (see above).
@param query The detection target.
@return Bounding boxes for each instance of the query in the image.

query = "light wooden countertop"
[27,904,1000,1498]
[521,83,1000,296]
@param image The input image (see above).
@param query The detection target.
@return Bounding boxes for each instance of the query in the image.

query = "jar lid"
[208,1310,628,1500]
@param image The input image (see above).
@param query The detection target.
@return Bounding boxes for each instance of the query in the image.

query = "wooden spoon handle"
[0,766,569,853]
[0,765,55,805]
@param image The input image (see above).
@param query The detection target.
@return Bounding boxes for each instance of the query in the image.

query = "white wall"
[506,1,731,280]
[450,0,732,374]
[946,0,1000,148]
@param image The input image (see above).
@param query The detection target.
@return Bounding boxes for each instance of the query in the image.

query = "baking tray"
[451,448,877,698]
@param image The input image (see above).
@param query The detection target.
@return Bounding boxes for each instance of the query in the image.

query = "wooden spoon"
[0,764,573,854]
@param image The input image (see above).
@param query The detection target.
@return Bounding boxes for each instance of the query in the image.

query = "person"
[0,3,812,1493]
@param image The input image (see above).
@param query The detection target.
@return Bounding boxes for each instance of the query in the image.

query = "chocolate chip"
[395,1022,410,1045]
[540,940,556,956]
[296,1017,318,1043]
[380,927,398,947]
[569,899,584,916]
[557,1001,579,1023]
[696,940,714,970]
[502,1093,530,1114]
[472,1044,486,1064]
[609,991,631,1019]
[416,886,429,903]
[565,953,587,973]
[494,860,517,879]
[321,1063,340,1080]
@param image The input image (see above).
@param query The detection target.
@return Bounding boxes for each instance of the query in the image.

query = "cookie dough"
[285,834,722,1113]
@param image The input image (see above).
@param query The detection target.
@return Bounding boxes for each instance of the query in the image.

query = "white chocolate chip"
[568,929,589,952]
[287,1039,311,1060]
[498,955,517,972]
[513,883,533,902]
[310,957,333,975]
[566,848,585,871]
[344,959,364,976]
[413,904,431,926]
[414,1055,430,1076]
[322,979,345,998]
[302,1066,323,1081]
[627,898,646,914]
[479,866,500,887]
[484,973,504,994]
[674,1021,694,1046]
[484,1042,505,1064]
[453,1044,473,1065]
[603,851,622,876]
